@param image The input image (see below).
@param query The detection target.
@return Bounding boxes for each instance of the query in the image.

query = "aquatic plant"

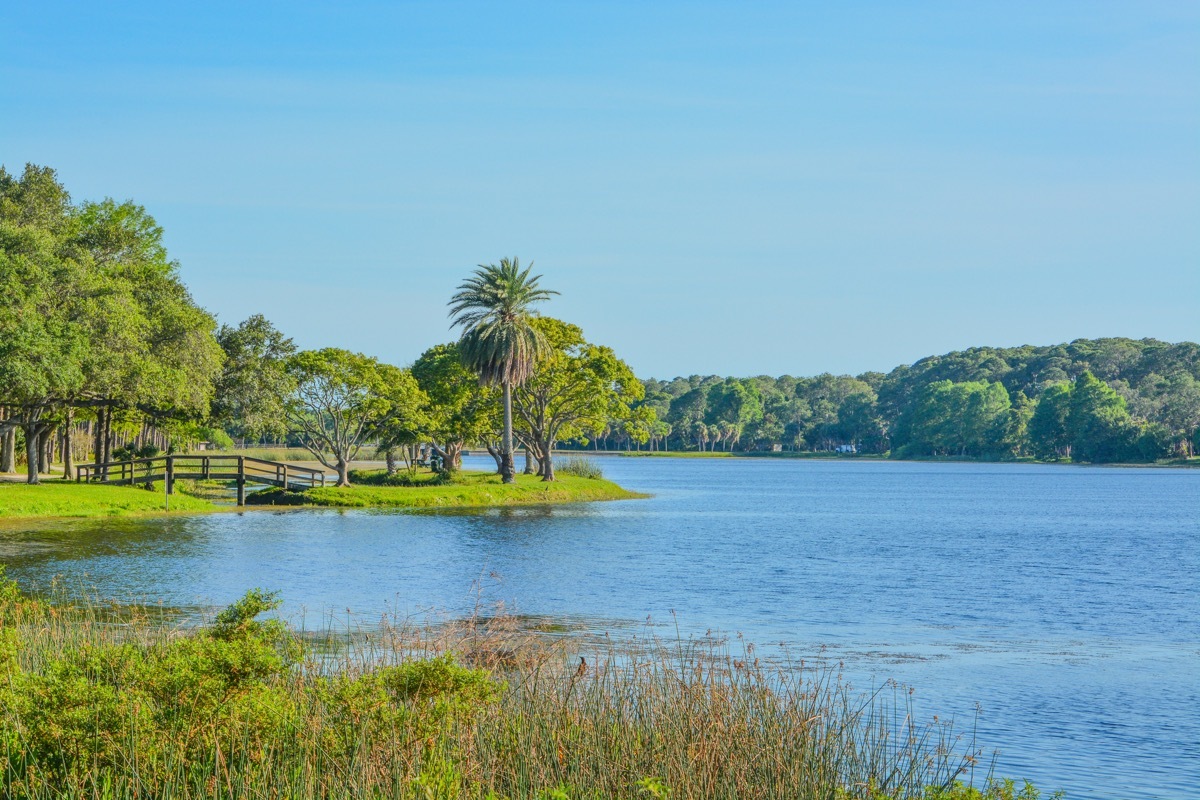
[0,569,1053,799]
[554,456,604,480]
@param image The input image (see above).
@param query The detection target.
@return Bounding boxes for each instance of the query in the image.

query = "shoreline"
[598,450,1200,467]
[0,470,646,521]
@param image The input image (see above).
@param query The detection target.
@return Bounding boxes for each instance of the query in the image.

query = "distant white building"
[835,443,857,454]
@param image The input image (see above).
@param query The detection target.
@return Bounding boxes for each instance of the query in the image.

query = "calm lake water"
[2,457,1198,798]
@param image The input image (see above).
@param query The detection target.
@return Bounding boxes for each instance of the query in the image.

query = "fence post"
[236,456,246,506]
[282,464,288,490]
[165,456,174,496]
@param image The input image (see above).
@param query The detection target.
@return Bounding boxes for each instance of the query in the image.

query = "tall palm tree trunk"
[502,381,515,483]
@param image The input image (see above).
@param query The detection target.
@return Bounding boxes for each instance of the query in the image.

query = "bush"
[348,468,453,487]
[555,456,603,479]
[0,572,1057,800]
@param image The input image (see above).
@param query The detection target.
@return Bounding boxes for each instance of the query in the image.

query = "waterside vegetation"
[0,481,218,519]
[0,570,1057,800]
[247,469,643,510]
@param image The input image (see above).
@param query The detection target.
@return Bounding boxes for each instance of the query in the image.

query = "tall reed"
[0,571,1044,800]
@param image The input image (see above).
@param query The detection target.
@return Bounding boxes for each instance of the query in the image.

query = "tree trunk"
[485,443,503,472]
[523,445,536,474]
[385,449,397,475]
[445,442,463,471]
[541,443,556,482]
[1,423,14,473]
[41,426,54,473]
[336,458,350,487]
[23,422,42,484]
[94,408,105,467]
[61,420,75,479]
[501,382,515,483]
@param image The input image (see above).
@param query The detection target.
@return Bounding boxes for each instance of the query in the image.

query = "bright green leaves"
[284,348,427,484]
[513,317,647,477]
[893,380,1013,458]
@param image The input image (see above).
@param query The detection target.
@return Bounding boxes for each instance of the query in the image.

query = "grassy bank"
[0,480,218,519]
[248,469,646,509]
[0,570,1053,800]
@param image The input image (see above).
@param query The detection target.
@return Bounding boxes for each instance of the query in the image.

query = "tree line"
[3,164,1198,487]
[620,338,1200,462]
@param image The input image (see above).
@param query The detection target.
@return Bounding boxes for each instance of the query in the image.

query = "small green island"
[0,468,642,521]
[248,469,644,509]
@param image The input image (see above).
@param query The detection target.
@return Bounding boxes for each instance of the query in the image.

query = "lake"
[2,457,1197,799]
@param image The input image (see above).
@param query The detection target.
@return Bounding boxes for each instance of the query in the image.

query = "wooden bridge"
[77,455,327,505]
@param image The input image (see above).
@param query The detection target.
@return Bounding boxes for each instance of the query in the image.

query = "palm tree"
[448,258,557,483]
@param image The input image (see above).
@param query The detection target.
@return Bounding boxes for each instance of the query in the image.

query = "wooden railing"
[76,455,326,505]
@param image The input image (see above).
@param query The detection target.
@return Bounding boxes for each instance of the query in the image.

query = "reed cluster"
[553,457,604,480]
[0,570,1052,799]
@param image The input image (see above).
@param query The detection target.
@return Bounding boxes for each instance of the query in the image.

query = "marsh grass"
[0,570,1051,800]
[554,456,604,480]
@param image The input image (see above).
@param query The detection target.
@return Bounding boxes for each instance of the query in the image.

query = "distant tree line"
[604,338,1200,462]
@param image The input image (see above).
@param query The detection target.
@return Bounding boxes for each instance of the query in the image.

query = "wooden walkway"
[76,455,326,505]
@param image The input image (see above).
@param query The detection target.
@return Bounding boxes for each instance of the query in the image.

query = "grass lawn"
[0,480,219,519]
[248,469,646,509]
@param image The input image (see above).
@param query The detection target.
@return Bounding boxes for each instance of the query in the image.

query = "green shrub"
[0,572,1058,800]
[555,456,603,480]
[349,468,453,487]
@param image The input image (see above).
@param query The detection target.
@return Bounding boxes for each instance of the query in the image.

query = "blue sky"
[3,2,1197,378]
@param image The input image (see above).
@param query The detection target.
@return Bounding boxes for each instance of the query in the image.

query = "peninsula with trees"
[2,164,1198,517]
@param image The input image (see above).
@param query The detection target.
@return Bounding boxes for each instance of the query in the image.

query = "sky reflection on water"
[2,457,1198,799]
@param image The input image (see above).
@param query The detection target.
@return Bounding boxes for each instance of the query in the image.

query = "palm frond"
[447,257,557,387]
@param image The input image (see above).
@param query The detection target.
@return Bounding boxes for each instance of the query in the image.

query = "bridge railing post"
[165,456,174,495]
[236,455,246,506]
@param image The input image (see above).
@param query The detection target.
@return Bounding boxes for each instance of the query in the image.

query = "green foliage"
[1028,383,1072,459]
[448,257,558,388]
[0,574,1060,800]
[246,470,641,509]
[1067,372,1137,463]
[0,163,222,483]
[349,467,454,486]
[212,314,297,440]
[635,337,1200,462]
[555,456,604,479]
[195,425,235,450]
[514,317,646,479]
[409,342,501,469]
[893,380,1012,458]
[919,778,1063,800]
[284,348,427,484]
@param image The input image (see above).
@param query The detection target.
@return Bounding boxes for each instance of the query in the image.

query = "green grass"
[0,480,220,519]
[0,570,1058,800]
[248,469,646,509]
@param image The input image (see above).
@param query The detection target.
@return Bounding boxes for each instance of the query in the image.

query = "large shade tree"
[410,343,500,472]
[284,348,425,486]
[512,317,646,481]
[213,314,297,444]
[448,258,557,483]
[1,165,223,481]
